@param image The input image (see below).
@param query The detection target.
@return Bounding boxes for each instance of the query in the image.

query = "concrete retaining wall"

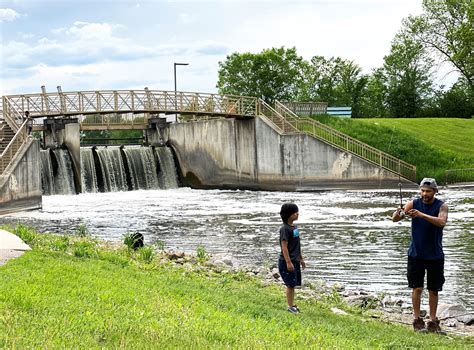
[0,139,42,214]
[168,116,408,191]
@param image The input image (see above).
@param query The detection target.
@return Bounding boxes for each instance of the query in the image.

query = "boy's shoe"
[426,319,446,335]
[287,306,299,314]
[412,317,425,332]
[292,305,301,313]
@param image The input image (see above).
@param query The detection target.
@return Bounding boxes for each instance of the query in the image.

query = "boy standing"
[278,203,306,314]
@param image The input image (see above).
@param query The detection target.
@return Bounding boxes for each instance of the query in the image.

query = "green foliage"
[12,224,37,245]
[80,115,144,145]
[404,0,474,90]
[72,240,96,258]
[122,232,138,250]
[137,246,155,264]
[299,56,368,118]
[196,245,209,263]
[75,224,90,237]
[382,32,434,118]
[217,47,305,103]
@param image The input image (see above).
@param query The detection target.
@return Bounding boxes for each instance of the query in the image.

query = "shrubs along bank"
[0,225,473,348]
[311,116,474,184]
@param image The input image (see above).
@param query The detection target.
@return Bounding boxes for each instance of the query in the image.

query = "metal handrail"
[258,100,300,134]
[270,100,416,181]
[445,168,474,185]
[0,121,28,174]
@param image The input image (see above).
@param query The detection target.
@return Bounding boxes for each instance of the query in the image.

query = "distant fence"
[282,102,328,116]
[444,168,474,185]
[327,107,352,118]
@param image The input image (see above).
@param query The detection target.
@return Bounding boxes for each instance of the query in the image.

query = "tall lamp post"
[174,62,189,122]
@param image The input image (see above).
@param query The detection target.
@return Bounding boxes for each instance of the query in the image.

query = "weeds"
[196,245,209,263]
[13,224,37,244]
[75,224,90,237]
[138,246,155,263]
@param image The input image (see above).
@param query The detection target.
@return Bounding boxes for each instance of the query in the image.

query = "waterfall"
[80,148,98,193]
[41,145,178,195]
[96,147,128,192]
[155,146,179,189]
[82,146,181,194]
[40,150,54,195]
[40,149,76,195]
[122,147,160,190]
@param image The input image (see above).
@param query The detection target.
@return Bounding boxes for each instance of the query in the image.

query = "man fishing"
[392,178,448,333]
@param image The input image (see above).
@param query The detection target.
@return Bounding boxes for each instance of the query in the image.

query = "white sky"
[1,0,451,96]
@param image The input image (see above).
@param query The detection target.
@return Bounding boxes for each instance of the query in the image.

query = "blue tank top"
[408,198,444,259]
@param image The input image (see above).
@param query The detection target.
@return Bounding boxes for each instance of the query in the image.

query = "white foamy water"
[2,187,473,311]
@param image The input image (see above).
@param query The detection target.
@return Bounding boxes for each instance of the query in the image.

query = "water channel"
[1,187,473,311]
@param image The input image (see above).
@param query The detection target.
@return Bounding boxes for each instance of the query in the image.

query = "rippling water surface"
[2,187,473,310]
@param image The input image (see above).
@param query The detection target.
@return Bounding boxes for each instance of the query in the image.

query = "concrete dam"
[0,89,416,214]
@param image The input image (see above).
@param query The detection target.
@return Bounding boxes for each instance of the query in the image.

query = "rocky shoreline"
[165,250,474,337]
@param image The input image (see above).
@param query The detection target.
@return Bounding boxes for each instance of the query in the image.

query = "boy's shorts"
[278,259,301,288]
[407,257,445,291]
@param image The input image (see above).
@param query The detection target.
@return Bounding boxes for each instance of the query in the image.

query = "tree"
[382,32,434,117]
[298,56,367,117]
[217,47,305,103]
[438,78,474,118]
[359,68,389,118]
[404,0,474,90]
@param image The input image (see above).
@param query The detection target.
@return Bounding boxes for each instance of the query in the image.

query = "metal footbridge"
[0,88,416,181]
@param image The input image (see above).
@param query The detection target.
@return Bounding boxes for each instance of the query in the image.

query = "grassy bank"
[1,226,472,349]
[310,116,474,183]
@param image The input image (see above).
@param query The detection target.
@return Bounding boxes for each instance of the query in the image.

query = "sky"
[0,0,448,97]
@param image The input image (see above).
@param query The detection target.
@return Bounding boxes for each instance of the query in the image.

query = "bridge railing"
[269,100,416,181]
[2,90,258,125]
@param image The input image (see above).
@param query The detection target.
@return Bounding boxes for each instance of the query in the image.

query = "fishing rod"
[398,177,406,218]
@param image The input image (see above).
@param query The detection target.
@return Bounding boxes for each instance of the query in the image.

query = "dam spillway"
[40,145,178,195]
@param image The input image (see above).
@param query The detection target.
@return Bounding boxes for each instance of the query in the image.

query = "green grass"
[309,116,474,183]
[1,225,473,348]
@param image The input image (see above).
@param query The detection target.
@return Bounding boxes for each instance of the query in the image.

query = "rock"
[457,314,474,325]
[345,294,378,308]
[271,268,280,279]
[437,304,470,323]
[444,318,457,327]
[167,252,185,260]
[331,307,348,315]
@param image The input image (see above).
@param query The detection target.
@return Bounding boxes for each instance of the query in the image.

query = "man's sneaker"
[426,319,446,334]
[287,306,299,314]
[412,317,425,332]
[292,305,301,313]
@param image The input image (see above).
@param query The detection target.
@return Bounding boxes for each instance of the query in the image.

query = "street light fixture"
[174,62,189,121]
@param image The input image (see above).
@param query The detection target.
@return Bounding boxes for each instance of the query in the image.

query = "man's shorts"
[278,259,301,288]
[407,257,445,291]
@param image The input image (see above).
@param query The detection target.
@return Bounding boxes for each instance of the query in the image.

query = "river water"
[1,187,473,311]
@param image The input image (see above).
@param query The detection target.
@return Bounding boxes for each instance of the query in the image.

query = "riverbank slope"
[0,226,472,348]
[311,116,474,183]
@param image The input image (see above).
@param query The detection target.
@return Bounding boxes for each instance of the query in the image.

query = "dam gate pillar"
[43,117,81,193]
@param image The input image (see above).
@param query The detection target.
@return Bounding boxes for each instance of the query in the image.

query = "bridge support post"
[43,117,81,193]
[146,116,169,146]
